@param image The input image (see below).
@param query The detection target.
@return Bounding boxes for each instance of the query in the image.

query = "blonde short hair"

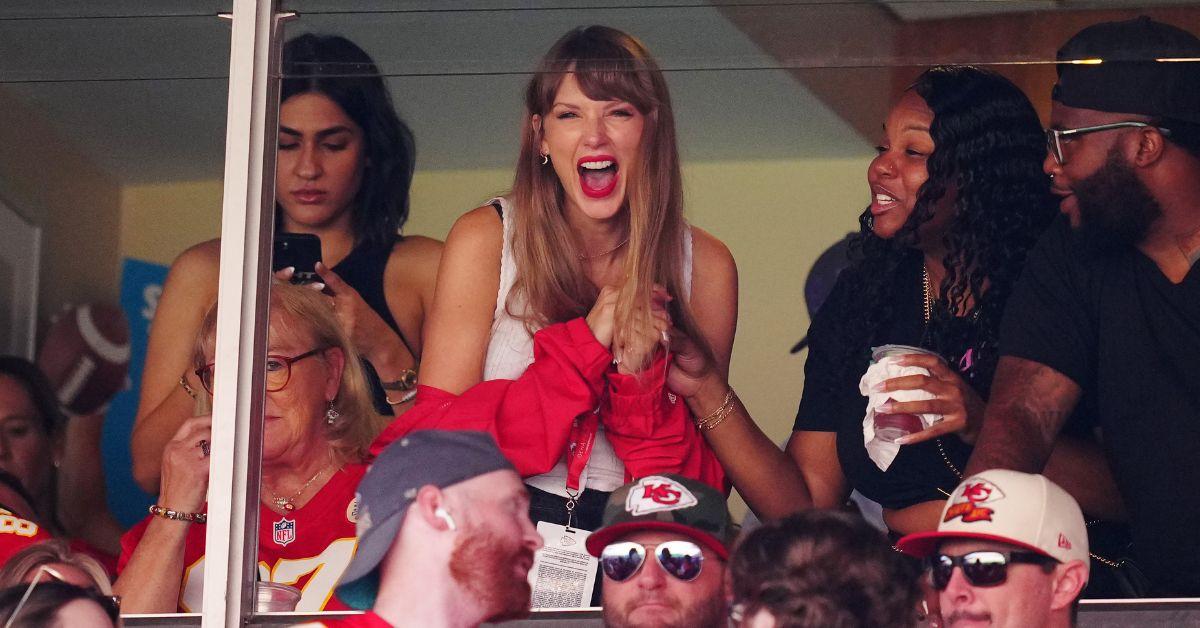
[193,281,385,465]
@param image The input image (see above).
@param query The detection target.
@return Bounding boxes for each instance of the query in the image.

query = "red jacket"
[371,318,726,493]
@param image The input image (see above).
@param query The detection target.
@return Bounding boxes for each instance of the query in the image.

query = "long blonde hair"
[510,25,712,361]
[193,281,385,466]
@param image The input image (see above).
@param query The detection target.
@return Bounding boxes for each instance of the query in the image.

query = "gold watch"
[381,369,418,392]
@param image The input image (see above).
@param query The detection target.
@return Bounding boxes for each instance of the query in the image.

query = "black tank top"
[332,234,414,415]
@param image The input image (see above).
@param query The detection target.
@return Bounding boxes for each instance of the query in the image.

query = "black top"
[330,233,413,415]
[1001,218,1200,596]
[794,252,974,510]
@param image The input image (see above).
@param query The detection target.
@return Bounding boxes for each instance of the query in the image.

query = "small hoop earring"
[325,400,340,425]
[540,153,549,166]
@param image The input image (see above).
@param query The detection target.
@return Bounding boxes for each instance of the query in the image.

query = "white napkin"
[858,355,942,471]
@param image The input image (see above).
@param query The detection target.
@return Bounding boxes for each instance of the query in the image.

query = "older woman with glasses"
[114,282,385,613]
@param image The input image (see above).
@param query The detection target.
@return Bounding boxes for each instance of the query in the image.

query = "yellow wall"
[0,87,122,327]
[117,156,871,518]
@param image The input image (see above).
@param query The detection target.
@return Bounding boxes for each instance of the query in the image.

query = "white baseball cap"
[897,469,1089,572]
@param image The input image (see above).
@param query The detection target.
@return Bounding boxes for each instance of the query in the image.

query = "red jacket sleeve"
[603,352,728,494]
[370,318,612,477]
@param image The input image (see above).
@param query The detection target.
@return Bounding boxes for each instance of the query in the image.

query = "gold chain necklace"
[922,264,933,323]
[924,263,962,480]
[578,237,629,261]
[268,466,332,512]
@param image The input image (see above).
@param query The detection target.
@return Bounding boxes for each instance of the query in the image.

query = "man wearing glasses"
[898,470,1090,628]
[586,474,733,628]
[966,16,1200,596]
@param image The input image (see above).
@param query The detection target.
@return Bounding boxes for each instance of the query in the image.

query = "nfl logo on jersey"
[273,518,296,547]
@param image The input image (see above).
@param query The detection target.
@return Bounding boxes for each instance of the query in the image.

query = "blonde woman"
[115,282,385,613]
[378,26,736,531]
[0,540,114,595]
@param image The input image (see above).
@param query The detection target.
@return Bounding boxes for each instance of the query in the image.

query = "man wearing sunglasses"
[966,16,1200,596]
[585,474,734,628]
[898,470,1089,628]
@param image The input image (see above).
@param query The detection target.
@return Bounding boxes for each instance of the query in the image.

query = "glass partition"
[0,0,235,621]
[5,1,1200,624]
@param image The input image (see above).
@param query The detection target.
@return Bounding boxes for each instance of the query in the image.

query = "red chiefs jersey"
[0,508,50,566]
[119,463,365,613]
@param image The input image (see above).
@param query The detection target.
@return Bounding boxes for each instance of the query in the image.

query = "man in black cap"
[301,430,542,627]
[967,16,1200,596]
[586,474,734,628]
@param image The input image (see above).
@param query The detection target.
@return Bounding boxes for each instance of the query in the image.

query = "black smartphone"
[273,233,322,284]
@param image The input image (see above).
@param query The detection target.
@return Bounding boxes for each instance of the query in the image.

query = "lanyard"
[563,402,601,528]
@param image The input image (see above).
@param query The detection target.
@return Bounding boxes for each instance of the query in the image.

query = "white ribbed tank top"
[482,197,693,496]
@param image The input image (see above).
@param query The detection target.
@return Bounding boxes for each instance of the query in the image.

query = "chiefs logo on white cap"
[626,476,698,516]
[944,479,1006,524]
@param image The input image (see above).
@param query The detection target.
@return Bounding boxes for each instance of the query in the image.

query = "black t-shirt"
[1001,218,1200,596]
[794,253,974,510]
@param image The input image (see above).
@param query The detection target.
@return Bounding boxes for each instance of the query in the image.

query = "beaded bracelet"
[149,504,207,524]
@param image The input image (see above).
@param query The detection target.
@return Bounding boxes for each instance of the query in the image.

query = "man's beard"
[1073,147,1163,253]
[601,590,727,628]
[448,527,535,623]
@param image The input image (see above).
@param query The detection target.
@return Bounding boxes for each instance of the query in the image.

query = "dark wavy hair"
[834,65,1056,395]
[0,357,65,439]
[280,33,417,246]
[731,511,923,628]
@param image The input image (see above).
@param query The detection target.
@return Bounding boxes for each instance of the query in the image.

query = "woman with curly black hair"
[665,66,1122,533]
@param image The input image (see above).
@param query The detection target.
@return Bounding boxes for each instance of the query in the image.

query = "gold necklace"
[268,466,332,512]
[922,264,932,323]
[578,237,629,261]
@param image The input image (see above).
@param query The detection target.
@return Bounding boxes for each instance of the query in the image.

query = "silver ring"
[661,330,670,344]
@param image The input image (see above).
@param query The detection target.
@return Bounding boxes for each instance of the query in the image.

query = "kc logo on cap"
[944,479,1006,524]
[626,476,698,516]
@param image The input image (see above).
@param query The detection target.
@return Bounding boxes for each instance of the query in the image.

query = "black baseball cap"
[335,430,516,609]
[1053,16,1200,124]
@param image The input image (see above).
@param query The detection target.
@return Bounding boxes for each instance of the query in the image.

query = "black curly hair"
[833,65,1056,397]
[731,510,923,628]
[279,33,417,246]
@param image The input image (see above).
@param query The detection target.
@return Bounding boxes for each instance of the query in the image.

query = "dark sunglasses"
[929,550,1058,590]
[600,540,705,583]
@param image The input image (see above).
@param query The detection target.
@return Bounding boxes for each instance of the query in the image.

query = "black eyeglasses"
[1045,122,1172,165]
[600,540,705,583]
[195,347,324,396]
[929,550,1058,590]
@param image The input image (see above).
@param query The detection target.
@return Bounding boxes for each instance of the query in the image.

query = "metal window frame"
[201,0,280,624]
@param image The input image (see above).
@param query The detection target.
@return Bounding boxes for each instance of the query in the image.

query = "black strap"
[491,200,503,219]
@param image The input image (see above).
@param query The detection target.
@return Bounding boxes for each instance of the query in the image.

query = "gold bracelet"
[149,504,207,524]
[698,398,737,431]
[697,387,734,424]
[700,407,735,432]
[696,388,737,431]
[178,375,197,400]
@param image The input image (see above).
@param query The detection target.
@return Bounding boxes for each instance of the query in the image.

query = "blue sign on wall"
[105,258,169,526]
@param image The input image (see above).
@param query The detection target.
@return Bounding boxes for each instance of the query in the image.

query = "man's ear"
[1049,561,1088,611]
[1132,126,1168,168]
[413,485,453,532]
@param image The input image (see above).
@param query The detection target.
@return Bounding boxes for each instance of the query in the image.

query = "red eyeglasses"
[195,347,324,396]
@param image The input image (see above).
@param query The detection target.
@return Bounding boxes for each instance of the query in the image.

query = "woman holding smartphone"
[131,34,441,492]
[380,25,735,530]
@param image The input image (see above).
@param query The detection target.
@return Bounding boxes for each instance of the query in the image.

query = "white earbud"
[435,507,457,531]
